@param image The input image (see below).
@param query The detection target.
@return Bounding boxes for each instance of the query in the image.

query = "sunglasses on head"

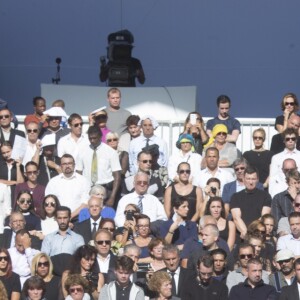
[44,201,56,207]
[0,115,10,120]
[179,169,191,174]
[0,256,8,262]
[38,261,50,267]
[69,287,83,293]
[19,199,32,205]
[27,129,38,133]
[95,240,111,246]
[72,122,83,128]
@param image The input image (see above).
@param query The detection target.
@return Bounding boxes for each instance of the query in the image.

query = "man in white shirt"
[193,147,234,194]
[115,172,167,227]
[277,212,300,256]
[270,128,300,179]
[129,115,168,174]
[77,125,121,207]
[45,154,90,220]
[57,113,89,164]
[8,229,40,286]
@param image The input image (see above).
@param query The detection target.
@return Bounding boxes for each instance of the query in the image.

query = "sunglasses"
[253,136,263,141]
[95,240,111,246]
[48,116,61,120]
[240,254,253,259]
[73,122,83,128]
[27,129,38,133]
[0,115,10,120]
[0,256,8,262]
[179,169,191,174]
[102,227,115,232]
[107,138,118,142]
[94,115,107,120]
[140,160,152,164]
[26,171,38,176]
[234,167,245,172]
[38,261,50,267]
[285,137,297,142]
[124,210,136,214]
[294,203,300,208]
[19,199,32,205]
[69,287,83,293]
[217,132,227,136]
[285,102,295,106]
[136,180,148,186]
[44,201,56,207]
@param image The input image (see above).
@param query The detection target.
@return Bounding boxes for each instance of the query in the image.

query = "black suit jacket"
[92,251,117,283]
[73,218,97,245]
[161,267,196,297]
[0,228,41,250]
[270,133,300,155]
[279,281,299,300]
[0,127,25,148]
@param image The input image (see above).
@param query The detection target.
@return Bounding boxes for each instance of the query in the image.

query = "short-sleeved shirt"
[0,272,21,298]
[230,188,271,226]
[206,115,241,134]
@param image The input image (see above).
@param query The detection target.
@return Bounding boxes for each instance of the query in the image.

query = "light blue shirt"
[41,228,84,256]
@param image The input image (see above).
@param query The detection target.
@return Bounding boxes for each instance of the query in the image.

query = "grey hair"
[232,157,248,169]
[89,184,107,198]
[124,244,142,256]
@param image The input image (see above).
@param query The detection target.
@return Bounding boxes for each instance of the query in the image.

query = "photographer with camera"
[115,204,140,246]
[61,245,104,300]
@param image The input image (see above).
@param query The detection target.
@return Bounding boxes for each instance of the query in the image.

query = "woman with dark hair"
[0,248,21,300]
[160,198,197,250]
[201,177,221,217]
[164,162,203,222]
[204,196,236,251]
[61,245,104,300]
[182,111,208,154]
[40,195,60,236]
[64,274,91,300]
[21,276,46,300]
[31,253,61,300]
[275,92,299,133]
[14,191,41,232]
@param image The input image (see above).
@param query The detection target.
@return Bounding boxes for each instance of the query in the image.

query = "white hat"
[276,249,294,262]
[43,107,68,118]
[41,134,56,148]
[91,106,107,115]
[138,115,159,130]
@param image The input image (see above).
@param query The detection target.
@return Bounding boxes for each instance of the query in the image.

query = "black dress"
[0,272,21,299]
[44,275,62,300]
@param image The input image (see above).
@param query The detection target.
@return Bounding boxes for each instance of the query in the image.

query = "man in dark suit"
[0,211,41,250]
[74,196,103,244]
[280,257,300,299]
[161,244,196,298]
[92,229,117,283]
[0,107,25,148]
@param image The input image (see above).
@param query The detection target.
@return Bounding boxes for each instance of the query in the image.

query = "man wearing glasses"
[115,172,167,227]
[226,244,269,292]
[57,113,89,165]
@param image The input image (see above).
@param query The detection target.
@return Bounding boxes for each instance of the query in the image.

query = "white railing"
[16,116,277,155]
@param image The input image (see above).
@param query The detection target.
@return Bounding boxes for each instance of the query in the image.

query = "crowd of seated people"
[1,89,300,299]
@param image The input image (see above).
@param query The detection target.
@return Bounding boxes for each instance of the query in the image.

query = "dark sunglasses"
[234,167,245,172]
[48,116,61,120]
[26,171,38,176]
[285,137,297,142]
[19,199,32,205]
[73,122,83,128]
[253,136,263,141]
[0,256,8,262]
[44,201,56,207]
[27,129,38,133]
[102,227,115,232]
[285,102,295,106]
[240,254,253,259]
[38,261,50,267]
[94,115,107,120]
[179,169,191,174]
[124,210,136,214]
[294,203,300,208]
[107,138,118,142]
[95,240,111,246]
[69,287,83,293]
[217,132,227,136]
[0,115,10,120]
[140,160,152,164]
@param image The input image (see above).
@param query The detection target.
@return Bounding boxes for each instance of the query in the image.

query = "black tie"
[145,138,150,148]
[92,222,97,238]
[170,272,176,296]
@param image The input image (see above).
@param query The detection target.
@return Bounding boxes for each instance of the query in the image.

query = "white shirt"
[8,247,40,287]
[277,234,300,255]
[57,133,89,164]
[22,140,39,166]
[45,172,90,212]
[76,143,121,186]
[41,216,59,236]
[115,192,167,227]
[269,172,288,198]
[97,253,110,273]
[168,150,202,182]
[193,167,235,194]
[270,148,300,178]
[129,134,168,174]
[0,183,11,234]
